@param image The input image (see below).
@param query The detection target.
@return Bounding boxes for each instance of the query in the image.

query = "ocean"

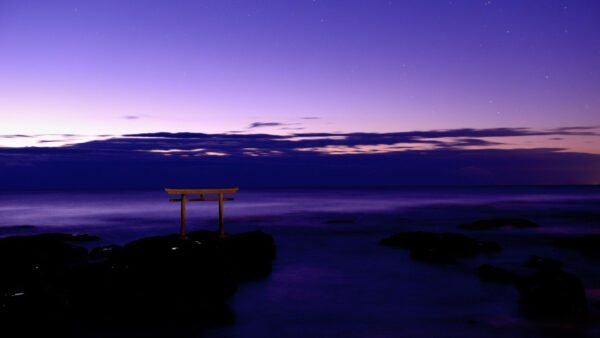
[1,187,600,337]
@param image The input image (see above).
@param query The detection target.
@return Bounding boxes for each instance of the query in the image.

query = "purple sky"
[0,0,599,154]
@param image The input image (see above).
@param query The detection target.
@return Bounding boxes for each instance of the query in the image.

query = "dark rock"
[0,230,276,330]
[57,233,100,242]
[0,233,91,325]
[479,264,517,283]
[524,255,563,271]
[554,234,600,255]
[515,268,588,317]
[460,218,539,230]
[380,231,502,263]
[325,219,354,224]
[197,230,276,280]
[409,246,454,263]
[89,244,123,260]
[0,233,90,274]
[75,232,239,322]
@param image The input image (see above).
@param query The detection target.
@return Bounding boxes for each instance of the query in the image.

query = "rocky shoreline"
[380,218,596,320]
[2,214,599,336]
[0,230,276,333]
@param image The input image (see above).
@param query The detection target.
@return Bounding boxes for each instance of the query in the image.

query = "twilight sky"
[1,1,599,139]
[0,1,599,186]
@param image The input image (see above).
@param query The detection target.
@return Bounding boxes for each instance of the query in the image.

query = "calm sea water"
[1,187,600,337]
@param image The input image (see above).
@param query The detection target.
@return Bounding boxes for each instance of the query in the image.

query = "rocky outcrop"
[477,255,588,318]
[89,244,123,260]
[460,218,539,230]
[380,231,502,263]
[0,230,276,330]
[515,265,588,317]
[325,219,354,224]
[207,230,277,280]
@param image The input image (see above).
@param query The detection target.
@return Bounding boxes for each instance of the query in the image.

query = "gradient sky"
[1,1,599,142]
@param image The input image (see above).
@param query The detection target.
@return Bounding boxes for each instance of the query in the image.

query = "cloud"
[552,125,600,133]
[300,117,320,120]
[0,134,110,148]
[1,126,599,188]
[115,126,600,155]
[122,115,140,120]
[0,135,31,138]
[248,122,284,129]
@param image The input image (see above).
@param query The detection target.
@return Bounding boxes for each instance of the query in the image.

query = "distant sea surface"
[2,187,600,337]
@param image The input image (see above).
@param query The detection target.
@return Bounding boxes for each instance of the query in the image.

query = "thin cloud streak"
[248,122,285,129]
[1,126,598,155]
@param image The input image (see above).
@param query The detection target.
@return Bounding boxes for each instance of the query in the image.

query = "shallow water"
[1,187,600,337]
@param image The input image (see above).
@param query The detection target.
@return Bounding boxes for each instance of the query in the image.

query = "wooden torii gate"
[165,188,239,239]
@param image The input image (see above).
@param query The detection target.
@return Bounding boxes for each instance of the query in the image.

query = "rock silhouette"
[515,264,588,317]
[0,230,276,332]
